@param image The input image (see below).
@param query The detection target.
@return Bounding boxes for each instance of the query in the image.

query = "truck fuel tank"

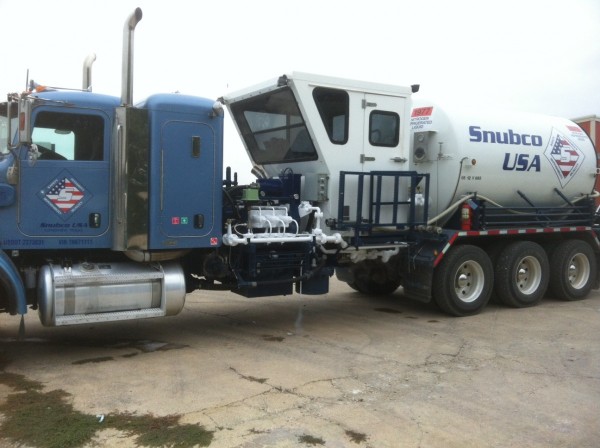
[38,261,186,326]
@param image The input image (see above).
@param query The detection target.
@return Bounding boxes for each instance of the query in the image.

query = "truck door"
[361,93,412,225]
[152,120,219,247]
[361,93,407,171]
[18,108,110,241]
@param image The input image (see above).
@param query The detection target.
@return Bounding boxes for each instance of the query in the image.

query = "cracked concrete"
[1,279,599,447]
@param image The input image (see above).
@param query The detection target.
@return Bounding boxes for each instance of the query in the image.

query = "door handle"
[360,155,375,163]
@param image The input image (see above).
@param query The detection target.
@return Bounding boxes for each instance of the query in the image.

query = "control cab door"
[361,93,408,171]
[360,93,412,226]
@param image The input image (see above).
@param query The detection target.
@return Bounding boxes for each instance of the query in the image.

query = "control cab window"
[313,87,349,144]
[369,110,399,147]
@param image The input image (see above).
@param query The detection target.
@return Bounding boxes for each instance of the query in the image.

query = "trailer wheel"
[548,240,596,301]
[495,241,549,307]
[433,245,493,316]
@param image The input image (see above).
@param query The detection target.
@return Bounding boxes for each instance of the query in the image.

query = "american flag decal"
[544,128,584,187]
[43,176,85,214]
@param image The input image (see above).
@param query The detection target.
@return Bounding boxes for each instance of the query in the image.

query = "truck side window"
[369,111,399,147]
[32,111,104,161]
[313,87,349,144]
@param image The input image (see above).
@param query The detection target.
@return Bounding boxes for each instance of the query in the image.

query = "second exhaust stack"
[121,7,143,106]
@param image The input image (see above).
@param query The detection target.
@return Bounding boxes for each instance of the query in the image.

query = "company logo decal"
[469,126,543,146]
[39,172,90,217]
[544,128,584,187]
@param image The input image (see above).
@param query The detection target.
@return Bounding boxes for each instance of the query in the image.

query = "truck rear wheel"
[495,241,549,307]
[548,240,596,301]
[433,245,493,316]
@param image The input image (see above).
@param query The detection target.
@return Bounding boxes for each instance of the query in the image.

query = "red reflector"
[19,112,25,130]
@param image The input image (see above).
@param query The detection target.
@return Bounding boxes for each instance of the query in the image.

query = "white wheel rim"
[454,260,485,303]
[568,253,590,290]
[515,255,542,295]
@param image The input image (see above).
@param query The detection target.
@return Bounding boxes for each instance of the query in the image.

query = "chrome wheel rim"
[568,253,590,290]
[454,260,485,303]
[515,256,542,295]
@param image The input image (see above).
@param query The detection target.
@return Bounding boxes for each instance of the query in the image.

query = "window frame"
[31,109,106,161]
[312,87,349,145]
[230,87,318,165]
[368,110,400,148]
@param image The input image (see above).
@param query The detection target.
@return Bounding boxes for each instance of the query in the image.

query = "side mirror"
[18,97,32,145]
[1,100,18,152]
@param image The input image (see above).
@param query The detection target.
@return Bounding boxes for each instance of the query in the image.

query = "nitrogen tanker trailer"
[221,72,599,316]
[0,9,598,334]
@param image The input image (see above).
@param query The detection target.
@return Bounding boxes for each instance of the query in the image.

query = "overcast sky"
[1,0,599,180]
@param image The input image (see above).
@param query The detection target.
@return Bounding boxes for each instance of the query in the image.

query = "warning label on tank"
[411,107,434,131]
[544,128,585,187]
[566,124,590,142]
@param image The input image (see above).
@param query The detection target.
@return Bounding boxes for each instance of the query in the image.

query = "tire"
[484,242,506,303]
[495,241,549,307]
[433,245,493,316]
[348,277,400,295]
[339,262,400,295]
[548,240,597,301]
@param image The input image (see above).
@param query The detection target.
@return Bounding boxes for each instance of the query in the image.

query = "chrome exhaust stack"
[82,53,96,91]
[121,7,143,106]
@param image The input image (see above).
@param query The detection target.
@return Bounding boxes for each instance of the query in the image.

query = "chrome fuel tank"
[38,261,186,326]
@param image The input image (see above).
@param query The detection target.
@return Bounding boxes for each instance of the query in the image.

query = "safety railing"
[334,171,429,241]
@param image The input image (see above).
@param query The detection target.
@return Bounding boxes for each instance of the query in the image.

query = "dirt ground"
[0,279,599,448]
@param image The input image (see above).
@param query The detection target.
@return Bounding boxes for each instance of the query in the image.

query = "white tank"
[410,102,597,221]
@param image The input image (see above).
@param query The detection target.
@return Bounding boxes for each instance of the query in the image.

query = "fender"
[0,251,27,315]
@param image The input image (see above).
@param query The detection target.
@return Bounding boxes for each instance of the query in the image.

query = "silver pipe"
[121,7,143,106]
[82,53,96,91]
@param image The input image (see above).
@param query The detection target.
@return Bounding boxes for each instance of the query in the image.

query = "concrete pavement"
[0,279,599,447]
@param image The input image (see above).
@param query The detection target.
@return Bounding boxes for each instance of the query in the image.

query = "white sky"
[1,0,599,181]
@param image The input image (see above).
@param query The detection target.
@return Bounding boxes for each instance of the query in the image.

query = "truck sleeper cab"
[0,87,224,325]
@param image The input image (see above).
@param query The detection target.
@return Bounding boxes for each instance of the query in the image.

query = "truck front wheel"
[433,245,493,316]
[548,240,596,301]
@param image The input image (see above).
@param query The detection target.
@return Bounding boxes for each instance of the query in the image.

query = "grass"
[0,366,214,448]
[298,433,325,446]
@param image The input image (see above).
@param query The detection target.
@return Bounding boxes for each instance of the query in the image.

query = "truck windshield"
[229,87,317,165]
[0,102,17,154]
